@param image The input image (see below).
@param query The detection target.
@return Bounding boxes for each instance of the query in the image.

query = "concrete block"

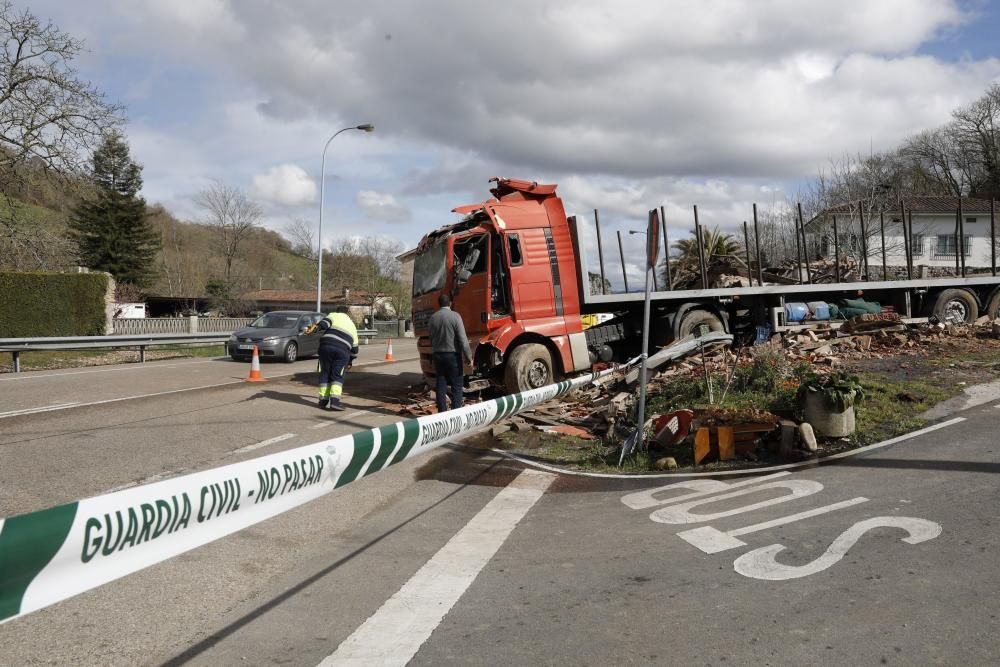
[799,422,818,452]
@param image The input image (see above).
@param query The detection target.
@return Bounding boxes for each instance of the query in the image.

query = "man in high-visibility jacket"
[311,306,359,411]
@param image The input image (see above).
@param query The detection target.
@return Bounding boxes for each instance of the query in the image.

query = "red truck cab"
[411,178,592,393]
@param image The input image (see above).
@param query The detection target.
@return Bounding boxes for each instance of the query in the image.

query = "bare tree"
[0,2,123,270]
[327,235,404,318]
[284,217,316,260]
[194,181,262,280]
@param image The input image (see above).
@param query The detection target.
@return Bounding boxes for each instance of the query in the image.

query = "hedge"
[0,272,111,337]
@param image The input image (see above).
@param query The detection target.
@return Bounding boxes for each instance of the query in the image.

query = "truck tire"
[985,290,1000,319]
[676,309,725,339]
[930,289,978,324]
[504,343,554,394]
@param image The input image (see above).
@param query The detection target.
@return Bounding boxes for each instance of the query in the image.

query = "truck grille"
[413,310,432,331]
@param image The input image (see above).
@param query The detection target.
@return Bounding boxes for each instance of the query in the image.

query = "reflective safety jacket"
[317,312,360,356]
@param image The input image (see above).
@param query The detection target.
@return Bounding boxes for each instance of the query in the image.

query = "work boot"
[318,399,329,409]
[328,401,345,411]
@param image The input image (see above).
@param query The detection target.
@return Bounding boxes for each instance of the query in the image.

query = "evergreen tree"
[69,133,159,286]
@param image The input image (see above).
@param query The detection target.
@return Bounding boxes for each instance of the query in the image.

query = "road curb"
[487,417,966,480]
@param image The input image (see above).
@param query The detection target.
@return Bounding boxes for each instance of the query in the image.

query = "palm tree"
[664,227,747,289]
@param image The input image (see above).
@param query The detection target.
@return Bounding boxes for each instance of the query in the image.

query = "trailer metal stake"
[616,229,630,293]
[742,221,753,286]
[793,207,803,284]
[594,209,607,294]
[880,210,888,280]
[858,201,869,280]
[797,202,811,284]
[660,205,672,290]
[958,197,966,277]
[752,203,764,286]
[900,200,912,280]
[992,199,997,277]
[953,210,960,277]
[693,204,708,289]
[832,214,841,283]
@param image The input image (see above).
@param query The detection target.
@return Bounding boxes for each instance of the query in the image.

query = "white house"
[807,196,998,276]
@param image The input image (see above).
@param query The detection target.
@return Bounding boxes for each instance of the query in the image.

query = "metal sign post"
[621,209,659,465]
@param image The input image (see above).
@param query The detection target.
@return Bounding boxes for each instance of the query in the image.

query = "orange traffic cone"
[246,345,266,382]
[384,338,395,362]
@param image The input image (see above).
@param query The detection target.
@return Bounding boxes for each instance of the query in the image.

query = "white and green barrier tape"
[0,361,637,625]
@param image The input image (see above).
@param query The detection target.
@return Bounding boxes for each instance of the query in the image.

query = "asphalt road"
[1,345,999,665]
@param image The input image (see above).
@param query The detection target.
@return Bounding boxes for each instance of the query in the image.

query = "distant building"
[806,196,998,276]
[240,287,397,323]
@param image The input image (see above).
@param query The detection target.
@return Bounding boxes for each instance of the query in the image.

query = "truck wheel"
[677,309,725,338]
[504,343,554,394]
[985,290,1000,319]
[930,289,978,324]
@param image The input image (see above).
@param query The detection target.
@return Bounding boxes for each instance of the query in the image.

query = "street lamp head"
[356,123,375,132]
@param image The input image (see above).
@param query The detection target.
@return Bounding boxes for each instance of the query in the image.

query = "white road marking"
[733,516,942,580]
[230,433,296,455]
[650,479,824,524]
[0,358,417,419]
[0,358,221,381]
[319,468,556,667]
[677,497,870,554]
[0,401,81,418]
[621,473,791,510]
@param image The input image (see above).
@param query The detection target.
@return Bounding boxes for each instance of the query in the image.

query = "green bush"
[0,272,110,337]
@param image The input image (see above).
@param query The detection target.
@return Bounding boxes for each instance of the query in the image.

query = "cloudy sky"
[26,0,1000,276]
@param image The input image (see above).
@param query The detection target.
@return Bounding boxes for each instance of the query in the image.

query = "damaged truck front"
[411,178,595,394]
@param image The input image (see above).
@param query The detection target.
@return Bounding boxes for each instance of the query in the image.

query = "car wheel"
[283,341,298,363]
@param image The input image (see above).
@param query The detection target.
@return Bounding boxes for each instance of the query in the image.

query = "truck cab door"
[451,233,490,342]
[505,228,557,321]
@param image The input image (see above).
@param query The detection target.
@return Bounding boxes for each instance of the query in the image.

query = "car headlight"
[229,334,238,342]
[262,336,279,343]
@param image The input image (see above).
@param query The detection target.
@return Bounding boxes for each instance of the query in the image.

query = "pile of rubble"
[398,313,1000,469]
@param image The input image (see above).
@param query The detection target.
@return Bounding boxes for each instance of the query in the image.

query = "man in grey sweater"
[428,293,472,412]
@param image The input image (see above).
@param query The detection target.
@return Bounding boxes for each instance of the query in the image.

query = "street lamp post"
[316,123,375,312]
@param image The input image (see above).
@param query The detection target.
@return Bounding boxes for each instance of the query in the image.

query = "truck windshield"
[413,242,447,297]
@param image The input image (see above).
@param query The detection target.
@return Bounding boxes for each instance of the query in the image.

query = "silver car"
[227,311,325,363]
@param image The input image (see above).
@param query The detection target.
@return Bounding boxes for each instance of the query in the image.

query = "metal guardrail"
[0,333,230,373]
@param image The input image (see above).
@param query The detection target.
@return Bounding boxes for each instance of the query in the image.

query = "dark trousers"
[433,352,464,413]
[318,344,351,404]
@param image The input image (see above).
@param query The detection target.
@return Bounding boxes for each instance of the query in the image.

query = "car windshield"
[413,242,448,297]
[250,314,300,329]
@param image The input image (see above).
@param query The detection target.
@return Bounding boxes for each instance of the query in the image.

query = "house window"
[910,234,924,257]
[934,235,972,257]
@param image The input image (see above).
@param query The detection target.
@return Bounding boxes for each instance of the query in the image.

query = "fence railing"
[112,317,253,335]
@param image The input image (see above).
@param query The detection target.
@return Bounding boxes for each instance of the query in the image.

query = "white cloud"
[29,0,1000,243]
[357,190,412,223]
[250,164,319,206]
